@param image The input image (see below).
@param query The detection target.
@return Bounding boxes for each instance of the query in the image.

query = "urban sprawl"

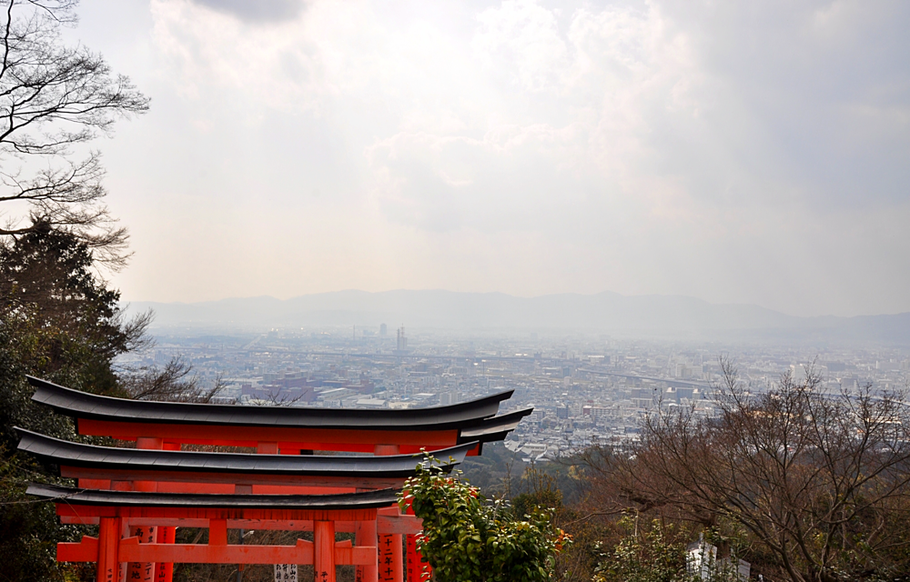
[123,325,910,463]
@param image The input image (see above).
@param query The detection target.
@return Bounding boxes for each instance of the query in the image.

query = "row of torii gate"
[20,377,531,582]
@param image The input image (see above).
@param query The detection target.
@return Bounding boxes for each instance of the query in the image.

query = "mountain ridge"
[121,290,910,345]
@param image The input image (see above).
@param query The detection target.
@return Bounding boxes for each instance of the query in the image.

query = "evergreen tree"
[0,225,150,581]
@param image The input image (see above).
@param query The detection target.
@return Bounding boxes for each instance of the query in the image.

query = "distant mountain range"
[122,290,910,346]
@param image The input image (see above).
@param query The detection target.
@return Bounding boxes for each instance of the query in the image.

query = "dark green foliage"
[0,227,150,581]
[0,448,91,582]
[0,224,147,369]
[0,302,89,452]
[0,226,149,442]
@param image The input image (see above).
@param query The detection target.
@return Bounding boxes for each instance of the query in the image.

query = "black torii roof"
[28,376,523,431]
[457,408,533,443]
[17,428,472,478]
[27,482,399,510]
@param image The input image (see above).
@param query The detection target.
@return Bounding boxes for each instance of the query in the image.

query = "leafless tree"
[0,0,149,268]
[120,358,227,403]
[628,358,910,581]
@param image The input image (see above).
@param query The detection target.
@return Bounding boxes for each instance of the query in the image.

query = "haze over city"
[63,0,909,318]
[5,3,910,579]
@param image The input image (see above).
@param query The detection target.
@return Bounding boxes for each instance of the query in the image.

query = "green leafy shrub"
[401,456,570,582]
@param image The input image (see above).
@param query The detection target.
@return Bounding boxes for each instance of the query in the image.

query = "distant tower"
[380,323,387,337]
[396,326,408,351]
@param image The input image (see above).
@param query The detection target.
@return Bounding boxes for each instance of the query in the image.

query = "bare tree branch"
[624,357,910,581]
[0,0,148,267]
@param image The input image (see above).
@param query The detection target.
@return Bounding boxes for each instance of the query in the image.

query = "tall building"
[396,326,408,351]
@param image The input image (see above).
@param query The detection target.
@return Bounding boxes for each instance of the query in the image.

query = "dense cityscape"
[124,324,910,463]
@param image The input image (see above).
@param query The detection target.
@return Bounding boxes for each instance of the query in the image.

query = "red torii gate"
[29,484,394,582]
[23,377,532,582]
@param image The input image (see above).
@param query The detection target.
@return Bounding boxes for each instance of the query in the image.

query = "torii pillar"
[374,445,403,582]
[98,517,121,582]
[132,437,163,582]
[315,520,337,582]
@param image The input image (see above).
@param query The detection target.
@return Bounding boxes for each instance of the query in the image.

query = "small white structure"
[687,535,717,581]
[687,535,750,581]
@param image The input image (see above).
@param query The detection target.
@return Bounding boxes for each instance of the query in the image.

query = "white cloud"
[473,0,569,92]
[78,0,910,316]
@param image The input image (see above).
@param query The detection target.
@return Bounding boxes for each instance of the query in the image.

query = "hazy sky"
[64,0,909,317]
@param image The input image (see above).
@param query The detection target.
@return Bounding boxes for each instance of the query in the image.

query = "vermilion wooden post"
[356,518,378,582]
[374,444,402,582]
[209,519,228,546]
[98,517,121,582]
[127,526,157,582]
[121,516,131,582]
[379,534,404,582]
[378,534,390,582]
[134,436,161,582]
[155,527,175,582]
[406,534,431,582]
[315,520,336,582]
[391,534,403,582]
[160,427,181,582]
[404,502,431,582]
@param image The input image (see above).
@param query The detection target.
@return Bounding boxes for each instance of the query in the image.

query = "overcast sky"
[65,0,909,317]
